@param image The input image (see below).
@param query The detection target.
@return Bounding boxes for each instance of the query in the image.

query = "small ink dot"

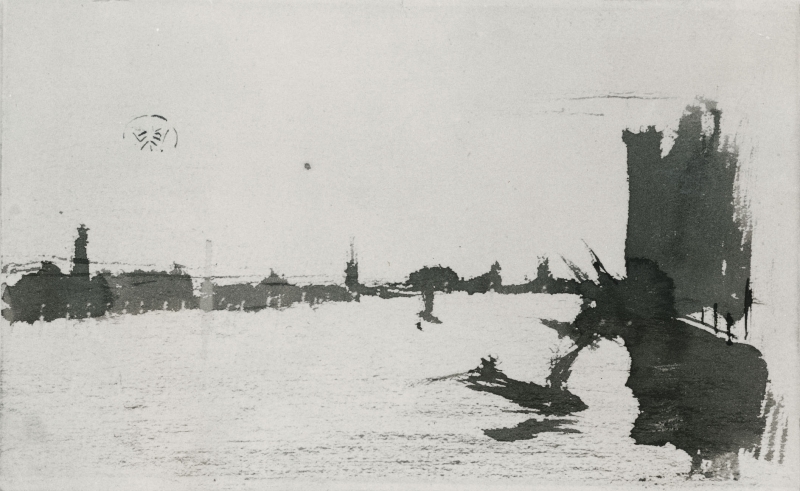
[304,163,311,170]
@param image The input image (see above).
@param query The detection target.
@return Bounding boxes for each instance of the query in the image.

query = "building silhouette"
[2,226,112,323]
[72,225,91,277]
[622,102,750,321]
[102,264,196,315]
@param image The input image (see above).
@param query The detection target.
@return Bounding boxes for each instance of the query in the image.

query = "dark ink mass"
[623,100,750,323]
[623,319,767,478]
[211,273,353,312]
[102,265,196,314]
[616,103,766,477]
[540,247,767,476]
[2,226,112,323]
[406,266,459,324]
[530,101,767,477]
[483,418,581,442]
[449,102,768,473]
[464,356,587,418]
[2,233,355,321]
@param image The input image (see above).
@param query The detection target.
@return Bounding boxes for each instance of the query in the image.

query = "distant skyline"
[2,1,795,285]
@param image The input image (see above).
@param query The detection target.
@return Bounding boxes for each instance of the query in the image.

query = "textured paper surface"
[1,1,798,489]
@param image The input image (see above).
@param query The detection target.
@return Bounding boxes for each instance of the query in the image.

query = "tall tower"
[71,225,91,277]
[344,238,359,291]
[622,103,750,320]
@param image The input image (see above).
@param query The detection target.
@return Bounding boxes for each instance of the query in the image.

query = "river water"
[1,293,693,489]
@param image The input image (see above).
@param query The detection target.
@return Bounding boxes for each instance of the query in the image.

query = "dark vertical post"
[713,303,718,333]
[744,278,753,340]
[725,312,734,345]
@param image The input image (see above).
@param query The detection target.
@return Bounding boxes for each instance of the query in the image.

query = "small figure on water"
[725,312,734,345]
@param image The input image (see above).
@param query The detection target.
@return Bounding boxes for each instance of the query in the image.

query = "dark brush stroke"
[344,244,417,300]
[1,266,112,323]
[403,257,582,301]
[762,394,785,463]
[623,101,751,322]
[779,422,789,464]
[623,318,767,473]
[463,356,587,417]
[546,341,591,391]
[412,371,471,386]
[545,245,768,477]
[483,418,581,442]
[753,390,777,460]
[211,272,354,312]
[352,252,581,306]
[560,255,590,283]
[102,266,196,314]
[530,110,606,117]
[565,93,675,101]
[501,257,581,295]
[532,97,768,474]
[615,103,768,475]
[539,318,578,340]
[458,262,502,295]
[743,277,753,339]
[301,284,353,307]
[406,265,459,323]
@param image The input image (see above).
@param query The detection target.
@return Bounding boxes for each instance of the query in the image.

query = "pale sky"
[2,1,796,286]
